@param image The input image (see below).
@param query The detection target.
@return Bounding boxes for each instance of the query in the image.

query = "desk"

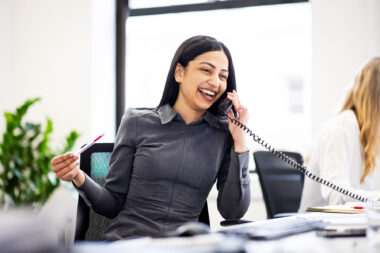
[227,213,370,253]
[245,231,366,253]
[73,226,374,253]
[73,232,371,253]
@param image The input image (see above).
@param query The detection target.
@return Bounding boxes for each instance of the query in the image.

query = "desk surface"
[73,232,370,253]
[73,213,376,253]
[73,230,373,253]
[245,230,366,253]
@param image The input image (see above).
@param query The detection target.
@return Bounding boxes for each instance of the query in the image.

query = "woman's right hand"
[51,152,85,187]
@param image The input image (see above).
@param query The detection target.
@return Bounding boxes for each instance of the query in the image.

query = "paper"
[298,211,367,225]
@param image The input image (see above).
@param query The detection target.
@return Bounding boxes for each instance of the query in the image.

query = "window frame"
[115,0,308,131]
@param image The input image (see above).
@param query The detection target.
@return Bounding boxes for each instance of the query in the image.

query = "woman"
[51,35,251,240]
[299,57,380,210]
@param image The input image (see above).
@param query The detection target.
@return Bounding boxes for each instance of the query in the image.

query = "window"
[125,2,311,160]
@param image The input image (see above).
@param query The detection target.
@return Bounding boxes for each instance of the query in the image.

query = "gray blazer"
[77,104,251,240]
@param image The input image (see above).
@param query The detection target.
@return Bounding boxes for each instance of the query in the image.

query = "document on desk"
[298,212,368,238]
[300,202,367,229]
[299,212,367,225]
[298,211,367,239]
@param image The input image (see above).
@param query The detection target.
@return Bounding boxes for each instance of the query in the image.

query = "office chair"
[74,143,210,241]
[253,151,304,219]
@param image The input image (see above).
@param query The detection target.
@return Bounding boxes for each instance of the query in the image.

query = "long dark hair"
[157,35,237,116]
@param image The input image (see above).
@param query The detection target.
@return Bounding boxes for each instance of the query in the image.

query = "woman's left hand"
[227,90,249,153]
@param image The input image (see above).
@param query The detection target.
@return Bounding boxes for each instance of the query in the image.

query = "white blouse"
[299,110,380,211]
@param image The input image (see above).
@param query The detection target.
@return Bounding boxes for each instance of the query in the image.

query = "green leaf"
[28,124,41,142]
[14,98,41,122]
[11,155,24,167]
[8,166,22,179]
[62,131,80,153]
[4,112,17,132]
[0,97,77,206]
[37,118,53,154]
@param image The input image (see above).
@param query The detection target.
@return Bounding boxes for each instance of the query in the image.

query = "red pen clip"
[352,206,364,210]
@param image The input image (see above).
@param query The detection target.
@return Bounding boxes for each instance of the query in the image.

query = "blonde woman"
[299,57,380,210]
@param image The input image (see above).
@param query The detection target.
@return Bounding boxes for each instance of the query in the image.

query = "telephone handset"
[218,99,371,204]
[218,99,234,116]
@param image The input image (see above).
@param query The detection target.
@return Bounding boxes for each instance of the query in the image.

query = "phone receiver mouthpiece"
[218,99,233,116]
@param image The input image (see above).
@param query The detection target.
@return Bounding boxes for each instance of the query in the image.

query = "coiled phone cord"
[227,115,373,204]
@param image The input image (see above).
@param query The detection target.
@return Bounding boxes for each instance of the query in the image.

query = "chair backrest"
[75,143,210,241]
[253,151,304,219]
[75,143,114,241]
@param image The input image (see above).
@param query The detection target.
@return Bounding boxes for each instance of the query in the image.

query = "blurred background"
[0,0,379,246]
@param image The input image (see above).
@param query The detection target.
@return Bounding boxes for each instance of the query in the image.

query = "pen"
[76,133,105,155]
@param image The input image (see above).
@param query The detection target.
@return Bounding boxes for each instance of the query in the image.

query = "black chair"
[75,143,210,241]
[253,151,304,219]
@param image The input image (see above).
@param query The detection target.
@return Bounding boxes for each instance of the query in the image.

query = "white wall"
[0,0,115,244]
[91,0,116,141]
[311,0,380,138]
[0,0,12,122]
[0,0,115,152]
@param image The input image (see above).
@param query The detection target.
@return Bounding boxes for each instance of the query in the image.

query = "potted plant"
[0,98,79,208]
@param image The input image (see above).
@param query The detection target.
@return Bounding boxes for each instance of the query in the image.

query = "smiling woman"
[51,35,251,240]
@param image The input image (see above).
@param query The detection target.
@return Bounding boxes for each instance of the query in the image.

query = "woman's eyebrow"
[200,62,228,73]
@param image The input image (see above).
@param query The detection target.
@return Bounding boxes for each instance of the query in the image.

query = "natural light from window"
[125,3,311,166]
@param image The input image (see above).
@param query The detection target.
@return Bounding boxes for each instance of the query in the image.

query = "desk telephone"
[218,99,371,204]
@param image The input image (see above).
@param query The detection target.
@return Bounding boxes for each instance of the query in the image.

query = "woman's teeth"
[199,88,215,97]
